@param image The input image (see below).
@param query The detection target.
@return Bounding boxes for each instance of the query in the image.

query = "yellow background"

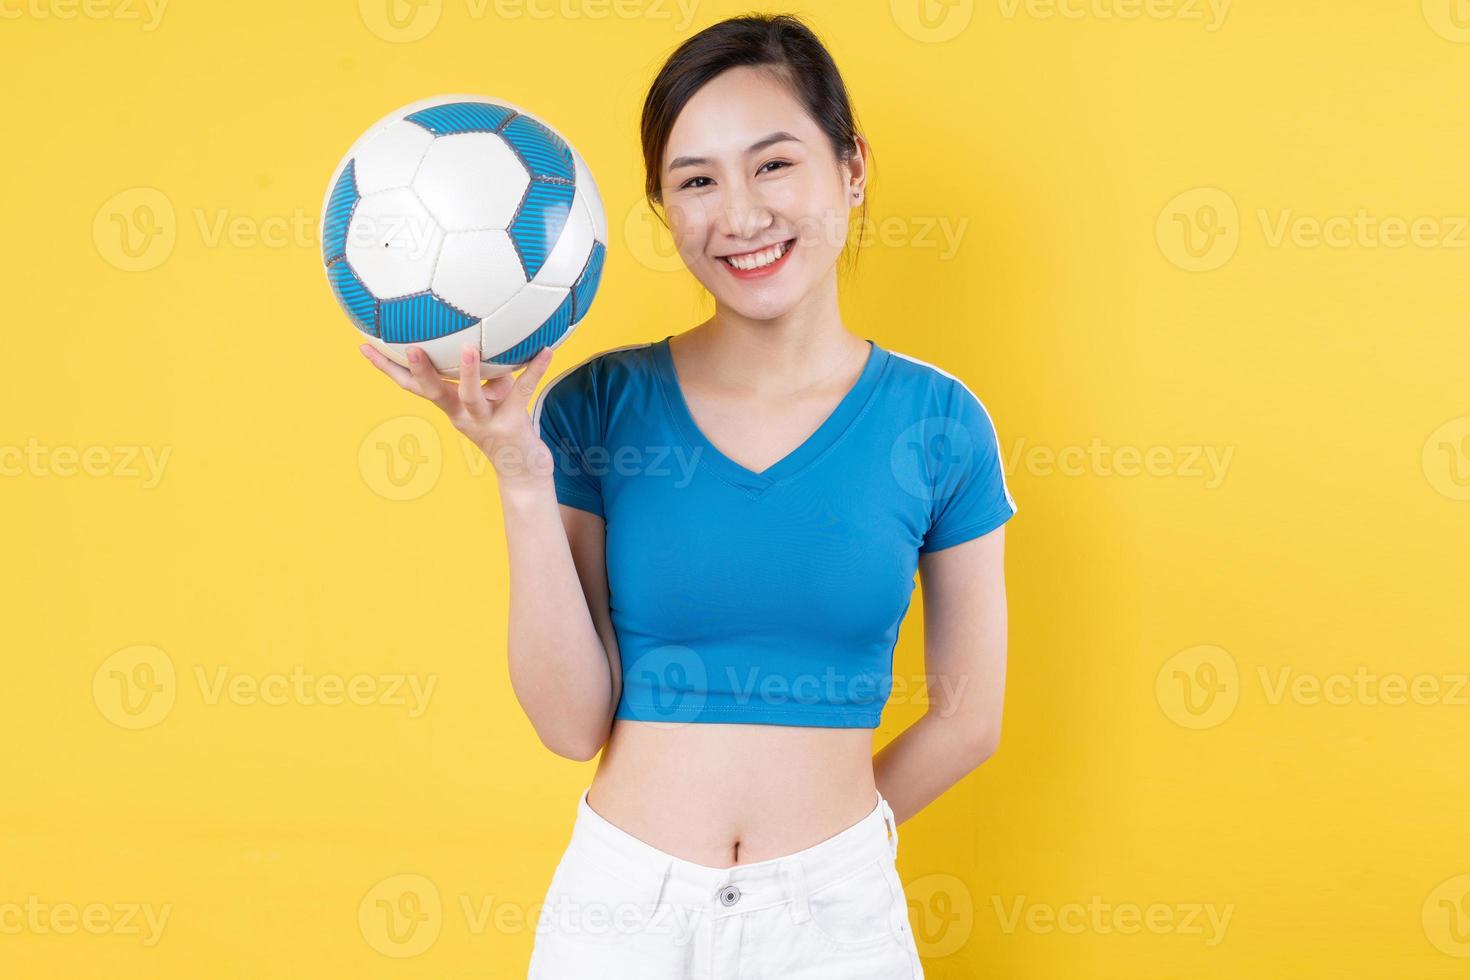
[3,0,1468,976]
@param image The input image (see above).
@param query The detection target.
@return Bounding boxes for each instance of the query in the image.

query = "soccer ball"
[320,94,607,378]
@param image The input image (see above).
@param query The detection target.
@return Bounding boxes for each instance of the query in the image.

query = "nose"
[716,178,773,243]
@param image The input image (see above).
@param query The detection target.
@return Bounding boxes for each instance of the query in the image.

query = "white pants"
[528,787,925,979]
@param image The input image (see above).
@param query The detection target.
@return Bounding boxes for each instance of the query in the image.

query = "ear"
[847,134,870,200]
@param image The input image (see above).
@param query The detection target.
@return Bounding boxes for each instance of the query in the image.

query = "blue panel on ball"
[405,102,516,137]
[379,293,476,343]
[484,291,575,365]
[508,180,574,280]
[570,240,606,325]
[500,114,574,182]
[322,159,359,266]
[328,259,377,336]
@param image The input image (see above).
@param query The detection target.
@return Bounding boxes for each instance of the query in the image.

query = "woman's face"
[659,66,865,320]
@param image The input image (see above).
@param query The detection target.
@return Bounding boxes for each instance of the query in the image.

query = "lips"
[718,238,795,271]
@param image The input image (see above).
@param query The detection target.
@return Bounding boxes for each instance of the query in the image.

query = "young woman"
[362,14,1014,979]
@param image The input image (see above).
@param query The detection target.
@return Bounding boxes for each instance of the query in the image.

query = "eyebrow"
[666,132,802,172]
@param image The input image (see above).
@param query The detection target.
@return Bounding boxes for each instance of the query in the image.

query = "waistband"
[566,787,899,923]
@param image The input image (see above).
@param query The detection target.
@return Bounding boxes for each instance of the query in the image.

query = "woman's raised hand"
[360,340,555,489]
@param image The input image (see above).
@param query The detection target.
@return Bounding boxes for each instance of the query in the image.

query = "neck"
[684,277,866,395]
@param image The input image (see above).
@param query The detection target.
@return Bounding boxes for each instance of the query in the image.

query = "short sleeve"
[918,380,1017,554]
[531,361,604,518]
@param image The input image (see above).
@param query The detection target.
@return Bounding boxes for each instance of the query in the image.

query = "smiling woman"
[640,27,874,316]
[505,12,1014,980]
[337,12,1006,980]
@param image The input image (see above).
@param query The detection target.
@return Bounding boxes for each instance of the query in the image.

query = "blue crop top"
[531,335,1016,728]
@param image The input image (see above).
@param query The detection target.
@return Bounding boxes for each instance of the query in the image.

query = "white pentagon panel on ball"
[572,148,608,244]
[432,229,526,318]
[367,324,484,373]
[529,193,595,289]
[344,187,445,298]
[413,133,530,232]
[479,283,570,359]
[352,120,436,195]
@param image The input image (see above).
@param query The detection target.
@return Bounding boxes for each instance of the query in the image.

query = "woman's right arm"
[499,487,620,761]
[360,340,618,761]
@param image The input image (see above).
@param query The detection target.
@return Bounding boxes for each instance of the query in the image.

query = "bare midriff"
[585,719,879,868]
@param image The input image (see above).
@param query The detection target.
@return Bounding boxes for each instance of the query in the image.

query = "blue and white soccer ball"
[320,94,607,378]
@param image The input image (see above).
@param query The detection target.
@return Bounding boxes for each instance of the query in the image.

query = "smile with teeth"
[720,239,793,270]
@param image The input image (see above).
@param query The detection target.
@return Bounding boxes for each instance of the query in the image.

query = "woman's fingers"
[456,343,490,417]
[510,347,554,412]
[359,343,415,388]
[360,342,448,405]
[360,341,546,424]
[483,371,517,402]
[403,345,455,408]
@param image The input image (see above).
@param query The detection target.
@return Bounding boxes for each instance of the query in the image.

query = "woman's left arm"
[872,524,1008,824]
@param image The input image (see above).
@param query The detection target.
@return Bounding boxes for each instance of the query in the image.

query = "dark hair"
[640,13,873,276]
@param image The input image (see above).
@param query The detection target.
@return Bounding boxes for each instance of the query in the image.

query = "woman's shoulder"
[879,343,995,416]
[531,339,659,429]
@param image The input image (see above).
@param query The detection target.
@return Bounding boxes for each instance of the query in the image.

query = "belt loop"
[780,859,810,924]
[880,795,898,860]
[647,860,672,917]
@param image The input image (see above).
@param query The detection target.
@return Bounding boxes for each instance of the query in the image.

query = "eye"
[677,160,792,191]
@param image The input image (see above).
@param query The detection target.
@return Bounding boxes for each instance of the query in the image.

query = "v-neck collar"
[651,334,889,493]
